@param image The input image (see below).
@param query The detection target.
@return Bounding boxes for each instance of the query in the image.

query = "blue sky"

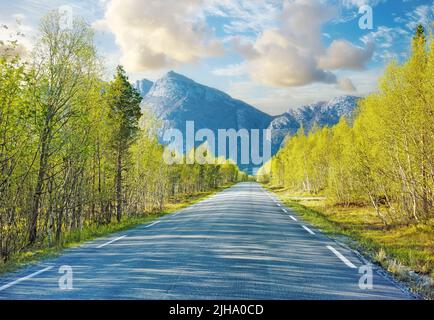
[0,0,432,115]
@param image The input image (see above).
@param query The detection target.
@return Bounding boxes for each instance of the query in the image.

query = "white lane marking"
[144,221,160,228]
[289,215,297,221]
[97,235,127,248]
[302,225,315,235]
[276,203,281,207]
[0,266,54,292]
[282,208,287,213]
[326,245,357,269]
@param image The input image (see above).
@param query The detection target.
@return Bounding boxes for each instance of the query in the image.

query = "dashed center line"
[144,221,160,228]
[0,266,54,292]
[289,215,297,221]
[97,235,127,248]
[302,225,315,235]
[326,245,357,269]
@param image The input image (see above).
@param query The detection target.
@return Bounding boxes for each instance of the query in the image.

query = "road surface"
[0,183,413,299]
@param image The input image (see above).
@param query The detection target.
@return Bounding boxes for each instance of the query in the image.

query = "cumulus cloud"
[96,0,223,72]
[246,29,337,87]
[337,78,357,92]
[235,0,373,88]
[318,40,374,70]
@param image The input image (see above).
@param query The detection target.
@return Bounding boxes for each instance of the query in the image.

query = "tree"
[263,25,433,225]
[0,38,32,258]
[27,12,98,245]
[105,66,142,222]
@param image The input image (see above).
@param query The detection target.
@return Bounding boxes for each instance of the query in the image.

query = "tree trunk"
[28,124,50,245]
[116,144,122,223]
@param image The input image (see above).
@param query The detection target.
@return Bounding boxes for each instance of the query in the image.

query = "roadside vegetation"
[0,12,246,270]
[268,188,432,298]
[258,26,433,298]
[0,184,234,274]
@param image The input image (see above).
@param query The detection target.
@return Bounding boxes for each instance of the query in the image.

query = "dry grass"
[298,198,433,276]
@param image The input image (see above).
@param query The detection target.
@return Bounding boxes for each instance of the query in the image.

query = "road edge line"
[97,235,127,248]
[0,266,54,292]
[326,245,357,269]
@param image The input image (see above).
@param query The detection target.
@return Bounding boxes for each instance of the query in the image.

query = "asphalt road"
[0,182,414,300]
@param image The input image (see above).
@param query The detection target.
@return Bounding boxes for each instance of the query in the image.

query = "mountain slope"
[142,71,272,131]
[269,96,360,152]
[135,79,153,97]
[139,71,359,172]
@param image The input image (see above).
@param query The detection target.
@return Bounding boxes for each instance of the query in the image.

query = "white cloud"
[96,0,224,72]
[337,77,357,92]
[235,0,373,88]
[340,0,387,8]
[360,26,410,63]
[204,0,280,35]
[318,40,374,70]
[212,62,246,76]
[0,14,35,58]
[361,26,409,49]
[405,5,433,31]
[247,29,337,87]
[224,66,384,115]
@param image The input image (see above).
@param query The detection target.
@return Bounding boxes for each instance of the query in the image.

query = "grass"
[265,185,434,299]
[0,184,234,275]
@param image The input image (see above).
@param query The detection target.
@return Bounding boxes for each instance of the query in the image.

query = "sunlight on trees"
[260,26,433,226]
[0,12,243,262]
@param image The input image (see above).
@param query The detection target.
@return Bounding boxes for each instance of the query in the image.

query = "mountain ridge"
[138,71,360,172]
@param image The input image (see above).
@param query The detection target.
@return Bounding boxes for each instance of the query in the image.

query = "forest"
[0,13,244,263]
[259,26,433,227]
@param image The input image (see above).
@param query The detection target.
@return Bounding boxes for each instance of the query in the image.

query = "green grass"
[0,184,234,275]
[264,185,433,299]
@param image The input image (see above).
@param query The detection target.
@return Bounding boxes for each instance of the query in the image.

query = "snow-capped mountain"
[138,71,359,172]
[134,79,153,97]
[141,70,274,156]
[142,71,272,131]
[269,96,360,152]
[141,71,272,173]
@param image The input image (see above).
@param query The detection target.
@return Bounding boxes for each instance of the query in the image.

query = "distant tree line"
[259,26,433,226]
[0,12,244,262]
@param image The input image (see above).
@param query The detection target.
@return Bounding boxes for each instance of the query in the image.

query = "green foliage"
[265,27,433,226]
[0,12,243,263]
[106,66,142,148]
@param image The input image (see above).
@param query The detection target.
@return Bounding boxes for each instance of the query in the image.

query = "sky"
[0,0,432,115]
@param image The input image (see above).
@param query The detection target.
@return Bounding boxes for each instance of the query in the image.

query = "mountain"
[269,96,360,153]
[142,71,272,130]
[139,71,359,173]
[134,79,153,97]
[141,71,272,173]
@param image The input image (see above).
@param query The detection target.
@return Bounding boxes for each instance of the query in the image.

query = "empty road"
[0,183,413,299]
